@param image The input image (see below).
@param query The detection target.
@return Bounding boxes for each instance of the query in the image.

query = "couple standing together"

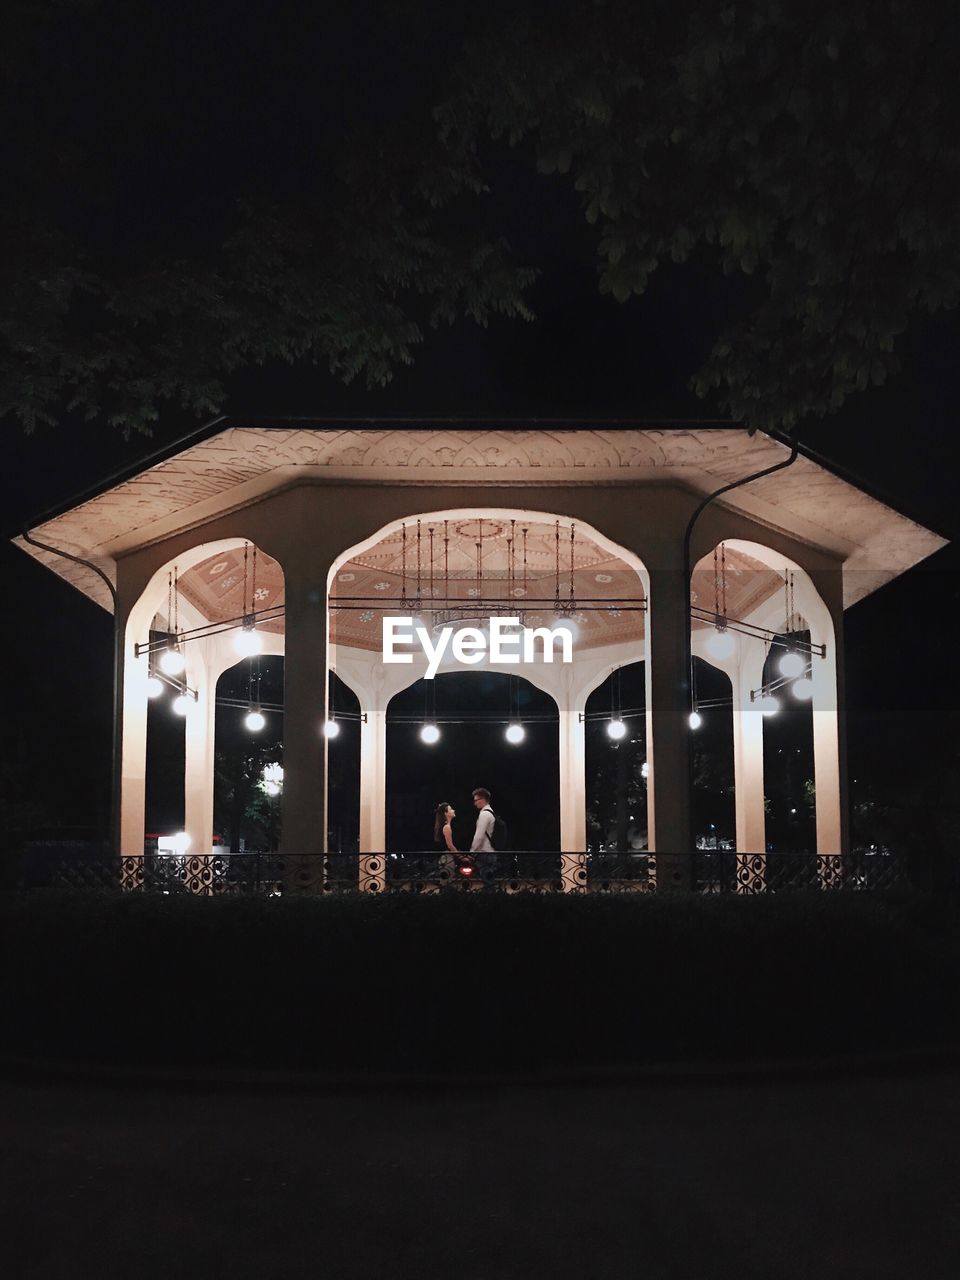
[434,787,498,876]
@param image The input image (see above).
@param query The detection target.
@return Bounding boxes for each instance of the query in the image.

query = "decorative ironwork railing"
[5,849,913,895]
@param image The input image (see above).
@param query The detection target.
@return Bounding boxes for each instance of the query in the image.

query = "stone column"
[556,671,588,857]
[730,637,768,855]
[645,566,693,886]
[811,630,844,882]
[730,636,768,891]
[117,597,150,876]
[357,667,389,856]
[279,560,329,857]
[182,638,231,892]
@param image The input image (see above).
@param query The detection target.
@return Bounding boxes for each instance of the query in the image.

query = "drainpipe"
[679,427,800,880]
[20,528,120,853]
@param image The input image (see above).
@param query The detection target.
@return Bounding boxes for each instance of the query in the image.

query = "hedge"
[1,890,957,1073]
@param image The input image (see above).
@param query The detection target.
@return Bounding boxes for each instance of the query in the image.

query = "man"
[470,787,497,885]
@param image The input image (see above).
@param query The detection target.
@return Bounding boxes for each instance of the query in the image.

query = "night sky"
[3,1,957,851]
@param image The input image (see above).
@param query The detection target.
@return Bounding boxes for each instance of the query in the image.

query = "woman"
[433,802,459,854]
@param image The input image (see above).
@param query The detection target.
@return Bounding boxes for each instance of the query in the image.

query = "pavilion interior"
[161,519,795,658]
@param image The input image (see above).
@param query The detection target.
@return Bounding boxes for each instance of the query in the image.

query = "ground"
[2,1067,959,1278]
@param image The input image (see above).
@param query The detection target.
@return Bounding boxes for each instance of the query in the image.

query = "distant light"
[245,710,266,732]
[323,719,340,739]
[234,627,262,658]
[779,650,805,678]
[172,693,193,716]
[759,695,780,716]
[172,831,191,855]
[160,647,185,676]
[706,628,736,661]
[790,808,797,815]
[458,861,475,877]
[146,676,164,699]
[688,711,702,730]
[640,761,649,779]
[261,763,283,797]
[420,723,441,745]
[505,722,525,744]
[792,678,814,701]
[606,718,627,740]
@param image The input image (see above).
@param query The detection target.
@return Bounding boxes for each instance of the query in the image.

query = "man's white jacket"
[470,806,495,853]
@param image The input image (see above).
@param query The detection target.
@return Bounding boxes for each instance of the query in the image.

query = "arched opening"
[327,508,649,860]
[584,661,647,852]
[120,538,285,862]
[689,656,735,849]
[385,670,560,853]
[690,538,841,878]
[213,655,284,853]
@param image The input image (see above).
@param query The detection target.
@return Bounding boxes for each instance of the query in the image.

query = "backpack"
[489,809,509,852]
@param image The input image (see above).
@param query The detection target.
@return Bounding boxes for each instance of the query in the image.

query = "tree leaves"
[441,0,960,431]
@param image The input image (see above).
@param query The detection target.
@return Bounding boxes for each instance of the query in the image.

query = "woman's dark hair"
[434,803,451,845]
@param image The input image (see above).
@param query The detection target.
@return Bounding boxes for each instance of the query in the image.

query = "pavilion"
[14,422,946,889]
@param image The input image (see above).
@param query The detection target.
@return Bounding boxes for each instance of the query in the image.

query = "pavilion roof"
[12,422,947,613]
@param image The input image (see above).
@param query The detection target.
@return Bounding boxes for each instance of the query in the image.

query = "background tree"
[3,0,959,435]
[441,0,960,430]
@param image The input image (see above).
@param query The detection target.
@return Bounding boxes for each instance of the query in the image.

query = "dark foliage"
[1,889,957,1073]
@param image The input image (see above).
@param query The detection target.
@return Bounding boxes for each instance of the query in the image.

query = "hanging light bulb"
[323,719,340,739]
[420,723,441,745]
[779,650,805,678]
[606,718,627,740]
[245,709,266,732]
[688,710,703,730]
[234,626,262,658]
[792,678,814,701]
[160,647,185,676]
[505,722,525,745]
[172,693,193,716]
[706,628,736,661]
[146,676,163,699]
[759,694,780,716]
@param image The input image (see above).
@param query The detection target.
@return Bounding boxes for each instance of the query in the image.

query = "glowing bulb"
[160,648,185,676]
[759,695,780,716]
[606,718,627,740]
[640,761,649,779]
[172,693,193,716]
[234,627,262,657]
[323,719,340,739]
[792,678,814,701]
[551,619,578,646]
[779,650,805,678]
[146,676,163,699]
[245,710,266,732]
[505,722,525,745]
[172,831,191,855]
[261,763,283,797]
[688,711,703,730]
[420,723,441,745]
[706,628,736,660]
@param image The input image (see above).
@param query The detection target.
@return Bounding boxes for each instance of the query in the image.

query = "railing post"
[735,852,766,893]
[359,854,386,892]
[561,853,587,892]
